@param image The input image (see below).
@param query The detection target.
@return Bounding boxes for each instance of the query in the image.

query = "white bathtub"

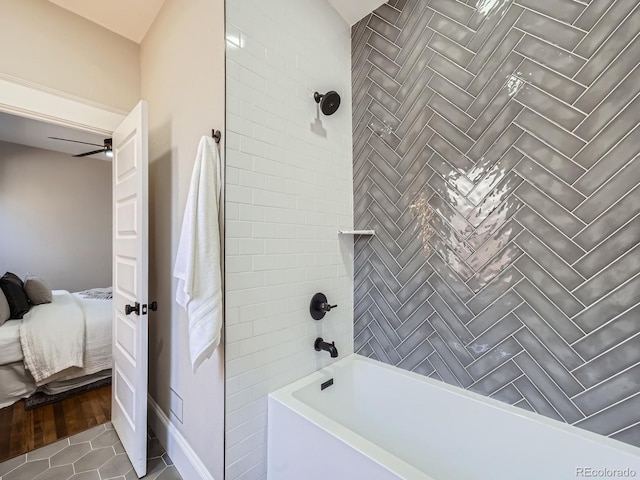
[268,354,640,480]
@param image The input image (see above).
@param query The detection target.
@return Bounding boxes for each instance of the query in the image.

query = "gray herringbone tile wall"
[352,0,640,446]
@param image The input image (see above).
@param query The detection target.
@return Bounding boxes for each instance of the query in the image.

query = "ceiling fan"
[48,136,113,158]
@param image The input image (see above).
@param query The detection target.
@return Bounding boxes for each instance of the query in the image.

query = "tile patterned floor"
[0,423,181,480]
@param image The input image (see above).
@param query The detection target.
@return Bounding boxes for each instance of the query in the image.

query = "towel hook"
[212,129,222,143]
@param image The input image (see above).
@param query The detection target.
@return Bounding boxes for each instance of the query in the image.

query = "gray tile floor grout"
[0,422,181,480]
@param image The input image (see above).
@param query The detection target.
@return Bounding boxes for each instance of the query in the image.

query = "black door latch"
[126,301,158,316]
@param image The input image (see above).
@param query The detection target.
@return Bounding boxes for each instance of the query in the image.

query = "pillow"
[24,275,53,305]
[0,288,9,326]
[0,272,30,319]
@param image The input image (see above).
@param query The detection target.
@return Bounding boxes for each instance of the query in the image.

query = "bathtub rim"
[269,354,640,471]
[269,355,435,480]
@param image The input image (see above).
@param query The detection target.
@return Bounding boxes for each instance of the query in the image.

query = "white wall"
[0,0,140,112]
[0,141,111,292]
[225,1,353,478]
[140,0,225,478]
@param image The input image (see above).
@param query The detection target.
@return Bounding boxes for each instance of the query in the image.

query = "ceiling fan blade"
[74,149,106,158]
[48,136,103,147]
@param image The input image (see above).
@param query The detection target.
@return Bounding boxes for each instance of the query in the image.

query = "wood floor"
[0,385,111,463]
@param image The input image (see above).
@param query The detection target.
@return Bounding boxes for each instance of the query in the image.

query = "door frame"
[0,72,130,442]
[0,73,126,134]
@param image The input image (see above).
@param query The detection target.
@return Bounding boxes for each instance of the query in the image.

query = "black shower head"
[314,91,341,116]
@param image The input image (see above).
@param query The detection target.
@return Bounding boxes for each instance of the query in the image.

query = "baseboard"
[147,395,216,480]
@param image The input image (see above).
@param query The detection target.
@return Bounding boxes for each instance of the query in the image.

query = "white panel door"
[112,100,149,478]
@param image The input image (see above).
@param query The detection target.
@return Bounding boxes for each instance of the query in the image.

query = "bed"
[0,289,112,409]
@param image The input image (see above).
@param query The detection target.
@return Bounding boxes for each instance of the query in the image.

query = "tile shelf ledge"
[338,230,376,235]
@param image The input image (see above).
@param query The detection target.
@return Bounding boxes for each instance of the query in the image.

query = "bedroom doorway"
[0,110,115,463]
[0,79,151,477]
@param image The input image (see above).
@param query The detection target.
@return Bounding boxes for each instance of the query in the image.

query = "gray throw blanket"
[77,287,113,300]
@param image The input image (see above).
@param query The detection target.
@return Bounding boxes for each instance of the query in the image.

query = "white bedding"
[58,291,113,381]
[0,319,23,365]
[21,290,85,384]
[0,361,36,409]
[0,289,113,385]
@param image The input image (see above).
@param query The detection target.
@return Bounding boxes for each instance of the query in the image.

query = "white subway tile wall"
[224,1,354,478]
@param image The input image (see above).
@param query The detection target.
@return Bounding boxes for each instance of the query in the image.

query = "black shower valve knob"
[310,292,338,320]
[318,302,337,312]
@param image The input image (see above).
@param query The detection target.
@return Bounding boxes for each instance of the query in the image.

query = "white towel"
[174,136,223,371]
